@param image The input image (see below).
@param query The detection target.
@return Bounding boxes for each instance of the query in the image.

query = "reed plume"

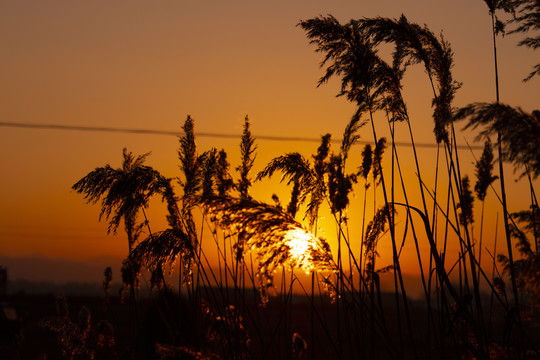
[327,115,365,215]
[363,205,394,285]
[512,205,540,245]
[426,33,460,144]
[310,134,332,227]
[505,205,540,299]
[506,0,540,80]
[475,139,498,201]
[327,154,356,215]
[121,256,142,291]
[203,196,336,300]
[313,134,331,178]
[237,115,257,200]
[361,15,461,143]
[483,0,514,37]
[201,148,218,200]
[454,102,540,178]
[72,148,164,252]
[178,115,206,254]
[340,115,365,164]
[179,115,203,212]
[256,153,314,189]
[358,144,373,186]
[372,138,387,186]
[457,176,475,227]
[216,149,235,197]
[128,227,194,279]
[115,165,198,289]
[287,179,301,218]
[360,15,431,71]
[299,16,404,114]
[497,223,540,300]
[474,139,498,280]
[483,0,514,14]
[155,175,183,230]
[256,150,324,228]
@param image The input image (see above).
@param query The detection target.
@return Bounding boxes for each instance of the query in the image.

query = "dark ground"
[2,288,539,360]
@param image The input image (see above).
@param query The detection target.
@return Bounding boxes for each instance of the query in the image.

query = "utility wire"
[0,121,482,149]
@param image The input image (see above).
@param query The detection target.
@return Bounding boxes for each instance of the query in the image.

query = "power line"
[0,121,482,149]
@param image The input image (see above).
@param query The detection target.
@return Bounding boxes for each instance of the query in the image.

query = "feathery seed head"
[359,144,373,182]
[204,197,336,299]
[237,115,257,200]
[458,176,474,227]
[454,102,540,178]
[313,134,332,178]
[373,138,387,184]
[201,149,218,200]
[216,149,234,197]
[475,139,498,201]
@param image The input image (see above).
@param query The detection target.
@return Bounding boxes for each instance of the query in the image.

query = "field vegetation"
[37,2,540,359]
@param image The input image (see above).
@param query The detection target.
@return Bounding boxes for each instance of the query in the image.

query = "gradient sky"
[1,0,538,283]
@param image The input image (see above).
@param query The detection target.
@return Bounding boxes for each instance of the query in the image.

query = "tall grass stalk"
[487,0,522,317]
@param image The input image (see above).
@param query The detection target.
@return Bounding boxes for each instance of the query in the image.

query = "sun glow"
[283,228,329,273]
[285,229,311,262]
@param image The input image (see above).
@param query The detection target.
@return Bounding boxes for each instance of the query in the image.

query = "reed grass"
[67,10,540,360]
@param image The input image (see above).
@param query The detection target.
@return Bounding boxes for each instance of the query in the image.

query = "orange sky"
[0,0,538,283]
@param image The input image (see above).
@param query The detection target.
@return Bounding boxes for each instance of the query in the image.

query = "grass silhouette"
[60,11,540,360]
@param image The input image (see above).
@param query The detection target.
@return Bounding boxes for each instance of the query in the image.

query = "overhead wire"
[0,121,482,149]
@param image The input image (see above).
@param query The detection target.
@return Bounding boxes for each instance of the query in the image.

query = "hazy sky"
[1,0,538,282]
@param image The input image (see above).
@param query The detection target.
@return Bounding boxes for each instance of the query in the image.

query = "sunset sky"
[1,0,538,284]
